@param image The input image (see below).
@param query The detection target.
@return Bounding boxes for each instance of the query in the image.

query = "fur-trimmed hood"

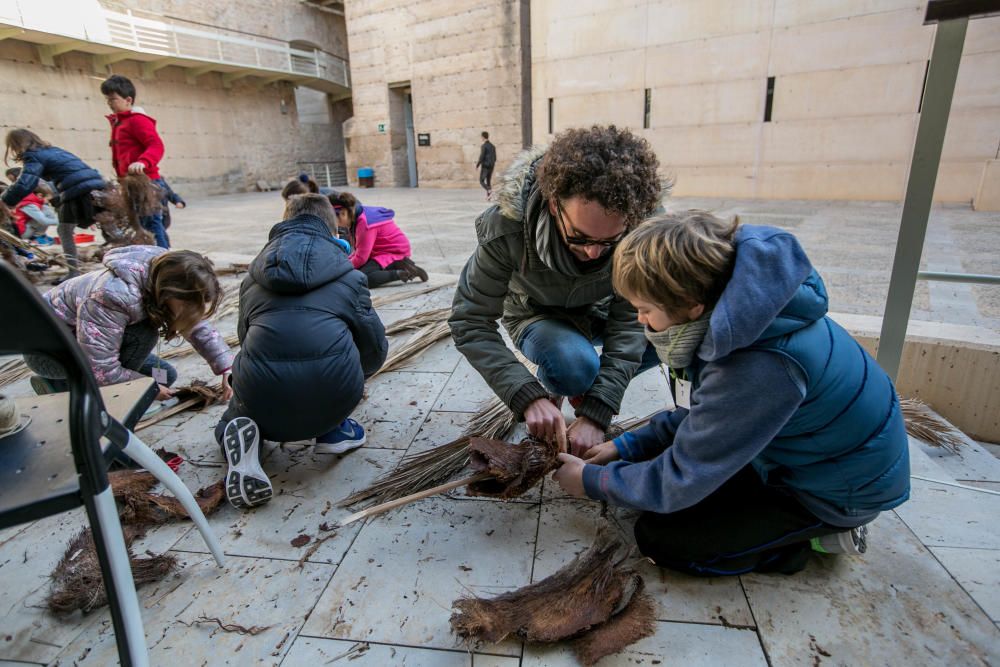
[496,145,548,222]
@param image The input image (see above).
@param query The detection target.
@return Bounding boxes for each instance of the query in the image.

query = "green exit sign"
[377,123,386,133]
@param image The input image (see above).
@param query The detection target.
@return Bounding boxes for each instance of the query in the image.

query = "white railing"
[0,0,349,89]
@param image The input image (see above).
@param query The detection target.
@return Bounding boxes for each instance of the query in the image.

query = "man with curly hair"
[450,125,666,454]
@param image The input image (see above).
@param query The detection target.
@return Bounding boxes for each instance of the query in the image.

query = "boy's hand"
[127,161,146,174]
[552,452,587,498]
[582,440,620,465]
[524,398,567,452]
[174,201,186,209]
[567,416,604,456]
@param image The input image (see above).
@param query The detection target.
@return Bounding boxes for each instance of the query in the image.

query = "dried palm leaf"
[451,522,655,665]
[901,397,966,454]
[216,262,250,276]
[47,526,177,614]
[91,176,158,247]
[0,227,69,269]
[372,319,451,377]
[384,307,451,336]
[371,279,457,308]
[337,394,516,508]
[0,357,32,388]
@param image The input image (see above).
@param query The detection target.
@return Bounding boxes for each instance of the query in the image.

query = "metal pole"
[876,17,968,380]
[917,271,1000,285]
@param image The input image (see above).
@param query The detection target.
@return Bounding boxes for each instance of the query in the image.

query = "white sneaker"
[222,417,273,509]
[813,524,869,555]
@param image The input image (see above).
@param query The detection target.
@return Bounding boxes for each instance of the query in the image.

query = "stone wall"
[532,0,1000,203]
[342,0,524,188]
[0,0,349,195]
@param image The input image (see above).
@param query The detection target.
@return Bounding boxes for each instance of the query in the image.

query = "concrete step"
[908,404,1000,483]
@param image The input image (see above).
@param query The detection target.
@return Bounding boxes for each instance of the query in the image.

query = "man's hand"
[127,161,146,174]
[552,452,587,497]
[582,440,620,465]
[524,397,567,452]
[567,416,604,457]
[155,384,176,401]
[174,201,186,209]
[220,372,233,402]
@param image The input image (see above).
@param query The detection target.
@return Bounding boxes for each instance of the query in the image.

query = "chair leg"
[86,487,150,667]
[120,430,227,567]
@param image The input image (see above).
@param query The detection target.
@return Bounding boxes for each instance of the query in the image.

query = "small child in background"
[2,129,106,282]
[553,211,910,576]
[330,191,428,287]
[12,182,58,245]
[101,74,171,248]
[158,177,186,230]
[216,194,387,509]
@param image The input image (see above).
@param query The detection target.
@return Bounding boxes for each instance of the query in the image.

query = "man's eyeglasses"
[555,203,626,248]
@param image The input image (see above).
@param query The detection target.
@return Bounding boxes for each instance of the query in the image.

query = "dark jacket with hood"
[232,214,388,441]
[583,225,910,527]
[1,146,105,207]
[449,147,650,428]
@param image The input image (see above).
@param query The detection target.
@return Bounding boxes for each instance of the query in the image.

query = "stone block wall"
[532,0,1000,203]
[342,0,524,188]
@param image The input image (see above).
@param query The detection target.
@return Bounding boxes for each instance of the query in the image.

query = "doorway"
[388,82,418,187]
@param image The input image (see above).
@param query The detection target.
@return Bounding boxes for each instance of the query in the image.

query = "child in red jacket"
[101,75,170,248]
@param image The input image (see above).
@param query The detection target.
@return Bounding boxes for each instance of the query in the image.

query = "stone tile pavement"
[1,189,999,665]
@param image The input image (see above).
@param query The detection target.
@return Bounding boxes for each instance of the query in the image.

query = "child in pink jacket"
[330,191,428,287]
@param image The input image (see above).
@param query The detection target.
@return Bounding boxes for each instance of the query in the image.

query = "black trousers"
[359,258,407,287]
[634,466,843,576]
[479,166,494,192]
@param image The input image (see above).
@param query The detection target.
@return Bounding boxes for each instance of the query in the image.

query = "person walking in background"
[476,131,496,199]
[101,74,171,248]
[2,129,106,282]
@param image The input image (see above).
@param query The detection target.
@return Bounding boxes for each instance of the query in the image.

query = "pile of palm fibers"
[465,436,560,499]
[46,525,178,614]
[91,175,158,247]
[109,469,227,525]
[450,522,656,666]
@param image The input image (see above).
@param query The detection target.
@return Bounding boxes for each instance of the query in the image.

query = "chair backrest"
[0,263,111,494]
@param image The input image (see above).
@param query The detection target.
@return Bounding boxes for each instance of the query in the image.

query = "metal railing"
[0,0,349,89]
[299,161,348,188]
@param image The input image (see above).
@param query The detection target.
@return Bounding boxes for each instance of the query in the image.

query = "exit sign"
[377,123,386,133]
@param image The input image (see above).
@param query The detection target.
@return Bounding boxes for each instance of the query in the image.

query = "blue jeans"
[516,318,660,397]
[141,178,170,248]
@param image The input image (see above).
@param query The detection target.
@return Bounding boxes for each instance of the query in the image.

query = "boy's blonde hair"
[612,210,739,316]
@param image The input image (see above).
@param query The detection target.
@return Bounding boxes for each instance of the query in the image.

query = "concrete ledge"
[831,312,1000,442]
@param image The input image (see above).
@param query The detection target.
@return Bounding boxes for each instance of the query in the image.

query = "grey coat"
[448,147,648,428]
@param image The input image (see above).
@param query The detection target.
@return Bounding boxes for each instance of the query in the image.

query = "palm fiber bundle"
[900,397,966,454]
[46,526,177,614]
[110,469,227,525]
[465,436,560,499]
[372,319,452,377]
[91,175,157,246]
[450,523,656,666]
[384,307,451,336]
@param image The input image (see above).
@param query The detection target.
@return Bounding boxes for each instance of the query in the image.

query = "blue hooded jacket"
[1,146,105,207]
[232,214,387,441]
[582,225,910,527]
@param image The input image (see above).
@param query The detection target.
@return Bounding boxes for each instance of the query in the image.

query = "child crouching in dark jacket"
[216,193,388,510]
[553,211,910,576]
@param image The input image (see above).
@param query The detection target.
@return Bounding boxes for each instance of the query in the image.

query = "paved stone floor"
[1,189,999,666]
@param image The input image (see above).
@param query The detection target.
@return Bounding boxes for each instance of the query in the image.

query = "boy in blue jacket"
[216,194,386,510]
[553,211,910,575]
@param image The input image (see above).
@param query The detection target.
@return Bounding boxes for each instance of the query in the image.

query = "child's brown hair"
[144,250,223,339]
[4,129,50,165]
[613,210,739,316]
[330,191,359,243]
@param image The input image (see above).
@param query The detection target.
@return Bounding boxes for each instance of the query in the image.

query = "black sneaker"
[222,417,273,510]
[400,258,428,283]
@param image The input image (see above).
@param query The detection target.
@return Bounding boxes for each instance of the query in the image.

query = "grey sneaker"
[222,417,273,510]
[29,376,56,396]
[812,524,868,555]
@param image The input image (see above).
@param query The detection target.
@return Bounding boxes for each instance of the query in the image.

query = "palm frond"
[901,397,966,454]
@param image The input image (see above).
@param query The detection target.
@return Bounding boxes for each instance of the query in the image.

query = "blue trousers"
[516,318,660,398]
[140,178,170,248]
